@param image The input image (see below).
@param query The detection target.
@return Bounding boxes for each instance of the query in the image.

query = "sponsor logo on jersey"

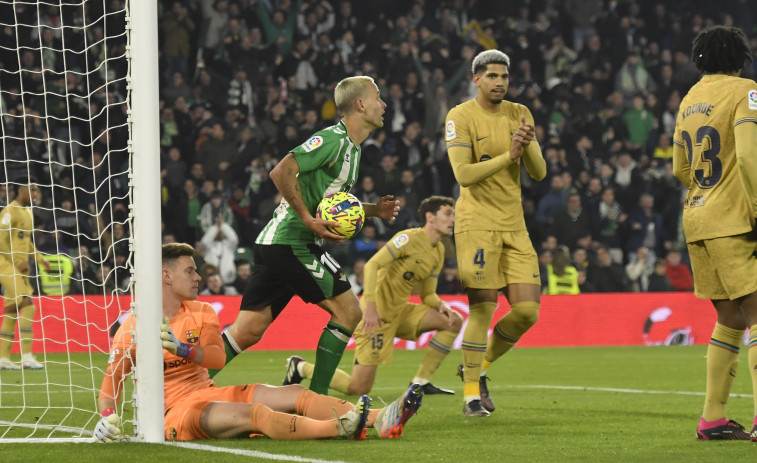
[166,358,191,368]
[749,90,757,110]
[185,329,199,344]
[686,194,707,208]
[302,135,324,152]
[445,121,456,141]
[393,233,409,248]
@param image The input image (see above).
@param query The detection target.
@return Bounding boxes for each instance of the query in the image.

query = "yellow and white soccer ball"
[316,192,365,239]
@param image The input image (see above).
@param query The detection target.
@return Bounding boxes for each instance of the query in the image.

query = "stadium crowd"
[2,0,757,296]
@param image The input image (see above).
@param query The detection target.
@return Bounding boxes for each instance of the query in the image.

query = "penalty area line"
[166,441,353,463]
[507,384,751,399]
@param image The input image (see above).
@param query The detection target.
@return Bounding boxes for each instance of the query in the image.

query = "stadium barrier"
[10,293,717,353]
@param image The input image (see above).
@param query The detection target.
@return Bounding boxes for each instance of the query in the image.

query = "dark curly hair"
[691,25,753,75]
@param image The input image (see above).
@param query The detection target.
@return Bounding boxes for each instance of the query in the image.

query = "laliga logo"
[750,90,757,104]
[642,306,693,346]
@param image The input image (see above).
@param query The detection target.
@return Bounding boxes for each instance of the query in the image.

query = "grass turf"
[0,346,754,462]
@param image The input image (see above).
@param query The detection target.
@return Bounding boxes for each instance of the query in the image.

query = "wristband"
[176,343,197,360]
[101,408,116,418]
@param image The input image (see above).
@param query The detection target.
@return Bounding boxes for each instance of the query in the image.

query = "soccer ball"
[316,192,365,239]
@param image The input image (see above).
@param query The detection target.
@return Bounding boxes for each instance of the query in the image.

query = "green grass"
[0,346,755,462]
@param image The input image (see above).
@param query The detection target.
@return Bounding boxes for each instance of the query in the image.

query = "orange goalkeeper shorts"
[164,384,259,440]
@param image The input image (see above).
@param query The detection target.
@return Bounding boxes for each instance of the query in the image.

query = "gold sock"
[0,310,18,358]
[485,301,539,366]
[18,304,35,355]
[461,302,496,398]
[749,324,757,418]
[414,329,457,382]
[702,323,743,421]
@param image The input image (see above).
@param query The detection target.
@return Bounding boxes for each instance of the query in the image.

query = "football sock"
[749,324,757,418]
[310,321,353,394]
[0,310,18,358]
[702,322,743,421]
[296,360,352,394]
[414,329,457,383]
[18,304,35,355]
[208,331,242,378]
[294,388,379,428]
[250,402,337,439]
[698,417,729,430]
[461,302,496,400]
[485,301,539,365]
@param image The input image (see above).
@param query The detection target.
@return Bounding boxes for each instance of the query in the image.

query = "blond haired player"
[94,243,422,442]
[283,196,463,396]
[445,50,546,416]
[0,176,50,370]
[672,25,757,441]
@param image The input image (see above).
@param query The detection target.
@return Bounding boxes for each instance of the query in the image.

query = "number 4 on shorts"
[474,249,485,268]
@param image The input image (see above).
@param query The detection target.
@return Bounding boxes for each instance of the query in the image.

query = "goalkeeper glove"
[160,316,197,360]
[93,408,123,443]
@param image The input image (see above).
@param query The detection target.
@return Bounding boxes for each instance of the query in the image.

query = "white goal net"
[0,0,162,443]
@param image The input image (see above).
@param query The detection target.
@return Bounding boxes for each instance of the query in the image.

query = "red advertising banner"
[12,293,717,353]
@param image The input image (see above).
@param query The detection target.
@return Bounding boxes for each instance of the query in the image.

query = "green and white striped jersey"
[256,121,361,245]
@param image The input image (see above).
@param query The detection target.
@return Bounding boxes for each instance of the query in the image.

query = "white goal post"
[0,0,162,443]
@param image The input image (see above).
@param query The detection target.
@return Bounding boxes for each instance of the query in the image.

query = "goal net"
[0,0,162,443]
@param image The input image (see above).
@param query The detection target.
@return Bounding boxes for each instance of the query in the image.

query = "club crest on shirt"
[185,329,199,344]
[749,90,757,110]
[302,135,324,152]
[445,121,456,141]
[393,233,409,248]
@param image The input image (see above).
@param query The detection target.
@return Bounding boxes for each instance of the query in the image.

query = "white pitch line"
[167,441,353,463]
[506,384,752,399]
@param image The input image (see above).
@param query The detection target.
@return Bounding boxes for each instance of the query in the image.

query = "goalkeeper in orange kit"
[94,243,423,442]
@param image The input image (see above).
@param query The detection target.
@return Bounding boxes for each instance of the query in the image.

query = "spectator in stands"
[535,174,567,238]
[648,258,674,292]
[576,267,596,293]
[197,122,237,187]
[231,260,251,294]
[200,212,239,285]
[552,191,592,251]
[350,223,379,266]
[348,258,365,296]
[594,186,626,262]
[199,191,235,233]
[586,245,628,292]
[665,250,693,292]
[625,246,653,292]
[625,193,666,265]
[437,264,464,295]
[200,271,239,296]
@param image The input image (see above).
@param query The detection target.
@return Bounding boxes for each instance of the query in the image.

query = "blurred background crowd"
[2,0,756,296]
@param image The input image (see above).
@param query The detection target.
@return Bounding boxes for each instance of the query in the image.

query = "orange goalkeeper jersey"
[98,300,225,411]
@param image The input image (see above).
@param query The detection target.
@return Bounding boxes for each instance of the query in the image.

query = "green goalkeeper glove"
[160,316,197,360]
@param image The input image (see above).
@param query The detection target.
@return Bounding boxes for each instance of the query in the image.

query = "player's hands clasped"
[510,116,535,161]
[93,409,123,443]
[160,316,196,359]
[437,301,457,329]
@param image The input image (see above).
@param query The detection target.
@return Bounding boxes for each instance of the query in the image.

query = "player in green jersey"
[211,76,399,395]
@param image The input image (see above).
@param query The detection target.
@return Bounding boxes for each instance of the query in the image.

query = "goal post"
[0,0,162,443]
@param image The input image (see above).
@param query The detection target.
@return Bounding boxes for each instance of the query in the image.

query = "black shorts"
[239,243,352,319]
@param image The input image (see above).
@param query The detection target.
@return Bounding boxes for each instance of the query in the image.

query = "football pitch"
[0,345,754,462]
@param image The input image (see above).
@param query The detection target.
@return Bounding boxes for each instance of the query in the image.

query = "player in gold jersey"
[445,50,546,416]
[0,177,50,370]
[283,196,463,396]
[672,25,757,441]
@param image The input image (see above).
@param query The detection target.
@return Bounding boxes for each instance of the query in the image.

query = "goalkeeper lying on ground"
[94,243,423,442]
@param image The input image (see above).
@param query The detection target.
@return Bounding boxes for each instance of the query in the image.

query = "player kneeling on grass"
[284,196,463,396]
[94,243,423,442]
